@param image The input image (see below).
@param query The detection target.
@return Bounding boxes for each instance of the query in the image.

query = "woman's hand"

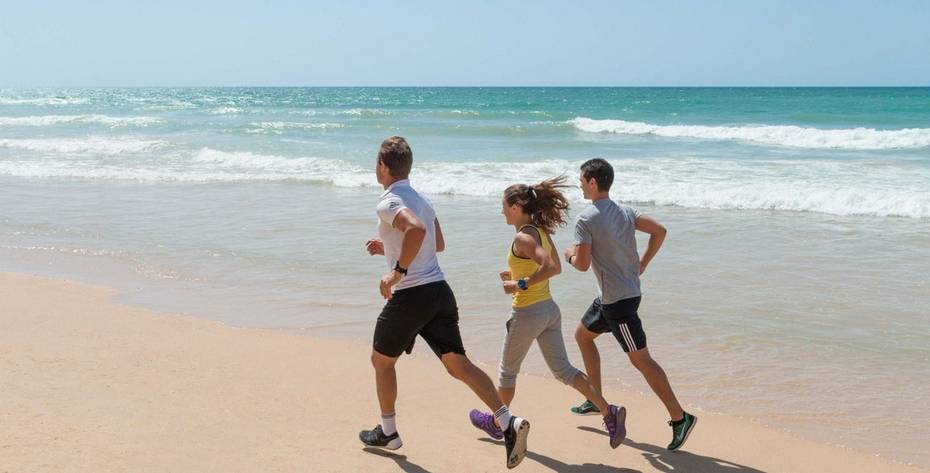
[502,279,519,294]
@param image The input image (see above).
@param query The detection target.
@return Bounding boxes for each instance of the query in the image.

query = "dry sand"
[1,272,923,473]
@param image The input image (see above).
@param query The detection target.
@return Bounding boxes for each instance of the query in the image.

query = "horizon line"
[3,84,930,89]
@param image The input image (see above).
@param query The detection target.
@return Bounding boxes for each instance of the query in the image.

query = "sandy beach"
[0,271,924,473]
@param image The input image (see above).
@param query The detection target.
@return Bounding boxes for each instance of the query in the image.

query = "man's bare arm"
[635,214,666,275]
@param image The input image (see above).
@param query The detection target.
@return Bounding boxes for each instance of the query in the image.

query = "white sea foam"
[342,108,390,116]
[245,122,344,134]
[570,117,930,150]
[0,137,166,154]
[0,97,89,106]
[209,107,242,115]
[2,151,927,218]
[0,114,162,127]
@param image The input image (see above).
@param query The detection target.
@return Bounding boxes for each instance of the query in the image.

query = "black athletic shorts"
[373,280,466,358]
[580,296,647,353]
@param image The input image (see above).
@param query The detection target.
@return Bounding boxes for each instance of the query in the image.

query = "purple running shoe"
[604,405,627,449]
[469,409,503,440]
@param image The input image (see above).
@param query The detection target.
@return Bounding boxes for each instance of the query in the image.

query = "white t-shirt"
[376,179,445,291]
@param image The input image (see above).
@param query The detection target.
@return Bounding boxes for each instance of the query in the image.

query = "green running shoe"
[667,411,697,451]
[570,399,601,416]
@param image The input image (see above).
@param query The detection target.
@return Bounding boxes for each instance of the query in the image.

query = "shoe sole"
[507,418,530,469]
[610,406,627,449]
[362,437,403,451]
[571,410,601,416]
[669,416,697,451]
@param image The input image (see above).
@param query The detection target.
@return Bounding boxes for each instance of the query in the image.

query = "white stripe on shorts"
[620,323,637,351]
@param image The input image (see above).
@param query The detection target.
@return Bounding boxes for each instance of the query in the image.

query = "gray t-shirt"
[573,199,642,304]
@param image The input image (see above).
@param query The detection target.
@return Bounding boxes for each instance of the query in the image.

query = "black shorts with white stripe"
[580,296,647,353]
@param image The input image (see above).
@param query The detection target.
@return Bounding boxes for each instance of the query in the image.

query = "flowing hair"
[504,175,571,234]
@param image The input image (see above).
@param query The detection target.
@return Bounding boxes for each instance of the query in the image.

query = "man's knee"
[441,353,472,380]
[575,324,597,344]
[371,350,397,370]
[628,350,654,371]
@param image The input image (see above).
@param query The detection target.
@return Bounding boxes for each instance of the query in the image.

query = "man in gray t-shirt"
[573,199,642,304]
[564,158,697,452]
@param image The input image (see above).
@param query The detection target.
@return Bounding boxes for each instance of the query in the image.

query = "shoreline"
[1,270,925,473]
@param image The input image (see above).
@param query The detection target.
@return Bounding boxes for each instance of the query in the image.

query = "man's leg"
[371,350,400,415]
[359,348,406,450]
[627,348,684,421]
[602,296,684,421]
[360,290,421,450]
[627,346,696,451]
[426,281,530,468]
[441,353,507,411]
[574,323,603,394]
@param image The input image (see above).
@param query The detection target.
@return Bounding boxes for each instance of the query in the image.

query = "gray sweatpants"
[498,298,581,389]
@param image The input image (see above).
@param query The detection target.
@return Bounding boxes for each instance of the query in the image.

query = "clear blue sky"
[1,0,928,86]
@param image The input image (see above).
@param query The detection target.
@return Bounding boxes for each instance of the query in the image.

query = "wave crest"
[0,114,162,127]
[0,137,166,154]
[2,150,927,218]
[570,117,930,150]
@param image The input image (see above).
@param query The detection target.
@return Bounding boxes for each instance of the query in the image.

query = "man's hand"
[502,280,519,294]
[499,270,512,282]
[380,271,403,299]
[639,260,648,275]
[366,238,384,256]
[563,245,576,264]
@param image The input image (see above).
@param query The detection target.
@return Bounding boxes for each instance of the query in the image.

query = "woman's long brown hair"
[504,175,571,234]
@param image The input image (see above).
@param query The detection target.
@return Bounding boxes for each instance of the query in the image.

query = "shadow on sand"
[478,438,642,473]
[577,426,768,473]
[362,447,432,473]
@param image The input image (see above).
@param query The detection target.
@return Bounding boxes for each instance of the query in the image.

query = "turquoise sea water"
[2,87,929,216]
[1,88,928,467]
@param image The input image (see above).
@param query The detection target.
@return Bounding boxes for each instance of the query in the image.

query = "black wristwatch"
[393,262,408,275]
[517,278,528,291]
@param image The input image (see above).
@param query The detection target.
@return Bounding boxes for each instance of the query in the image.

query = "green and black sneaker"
[667,411,697,451]
[570,399,601,416]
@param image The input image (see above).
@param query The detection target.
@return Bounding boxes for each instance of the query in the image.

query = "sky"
[1,0,928,86]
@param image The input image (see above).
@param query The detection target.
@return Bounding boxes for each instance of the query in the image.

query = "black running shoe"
[503,416,530,469]
[667,412,697,451]
[359,424,403,450]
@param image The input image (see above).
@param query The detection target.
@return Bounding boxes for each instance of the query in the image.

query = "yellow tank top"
[507,225,553,308]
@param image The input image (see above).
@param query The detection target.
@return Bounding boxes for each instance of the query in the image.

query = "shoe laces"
[603,413,617,434]
[483,416,495,430]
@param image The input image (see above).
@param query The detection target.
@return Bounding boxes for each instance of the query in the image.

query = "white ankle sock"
[493,406,512,431]
[381,413,397,435]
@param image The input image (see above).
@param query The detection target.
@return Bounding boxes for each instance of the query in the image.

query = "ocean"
[1,87,928,467]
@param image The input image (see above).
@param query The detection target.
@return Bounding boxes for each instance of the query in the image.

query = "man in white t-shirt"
[359,136,530,469]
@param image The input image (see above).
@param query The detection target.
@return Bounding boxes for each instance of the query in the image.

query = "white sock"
[493,406,513,431]
[381,413,397,435]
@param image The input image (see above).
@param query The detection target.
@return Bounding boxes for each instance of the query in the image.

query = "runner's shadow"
[478,438,642,473]
[362,447,432,473]
[577,426,768,473]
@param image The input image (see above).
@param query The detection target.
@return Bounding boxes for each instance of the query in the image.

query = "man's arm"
[635,214,666,275]
[564,243,592,272]
[378,208,426,299]
[434,218,445,253]
[392,209,426,270]
[565,215,593,272]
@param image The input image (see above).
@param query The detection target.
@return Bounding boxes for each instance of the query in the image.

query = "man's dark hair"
[580,158,613,191]
[378,136,413,179]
